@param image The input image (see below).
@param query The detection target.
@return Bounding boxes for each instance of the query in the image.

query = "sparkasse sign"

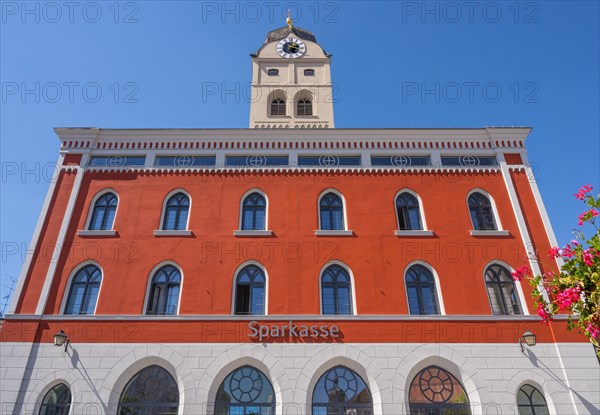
[248,320,340,342]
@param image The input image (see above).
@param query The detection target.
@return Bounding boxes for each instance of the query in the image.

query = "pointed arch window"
[408,366,471,414]
[162,192,190,231]
[118,365,179,415]
[215,366,275,415]
[321,264,353,315]
[146,265,181,315]
[64,264,101,315]
[242,192,267,231]
[517,384,549,415]
[485,264,523,315]
[405,264,440,315]
[297,98,313,116]
[234,264,266,315]
[396,192,423,230]
[89,192,118,230]
[320,192,345,231]
[271,98,286,116]
[468,191,497,231]
[39,384,71,415]
[312,366,373,415]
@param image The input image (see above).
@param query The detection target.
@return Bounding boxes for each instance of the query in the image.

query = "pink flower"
[537,303,552,324]
[543,271,555,280]
[575,185,593,200]
[578,209,599,226]
[548,247,561,259]
[586,322,600,339]
[562,244,575,258]
[583,248,597,266]
[556,286,581,310]
[511,266,532,282]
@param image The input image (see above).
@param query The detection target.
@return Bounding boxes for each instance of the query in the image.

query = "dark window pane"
[89,156,145,167]
[155,156,216,167]
[371,156,431,166]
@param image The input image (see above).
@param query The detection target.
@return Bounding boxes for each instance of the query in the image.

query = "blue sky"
[1,1,599,312]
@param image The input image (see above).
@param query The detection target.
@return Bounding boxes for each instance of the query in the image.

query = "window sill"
[470,230,510,237]
[78,230,117,237]
[315,230,354,237]
[395,230,434,237]
[234,230,273,237]
[153,230,193,237]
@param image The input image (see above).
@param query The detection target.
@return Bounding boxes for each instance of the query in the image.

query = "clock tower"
[249,19,334,129]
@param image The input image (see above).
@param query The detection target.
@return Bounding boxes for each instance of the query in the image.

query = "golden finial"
[286,9,293,28]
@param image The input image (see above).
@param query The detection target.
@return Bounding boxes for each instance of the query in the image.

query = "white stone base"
[1,342,598,414]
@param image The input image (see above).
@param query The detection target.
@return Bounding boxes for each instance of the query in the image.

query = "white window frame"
[60,260,104,315]
[316,188,353,236]
[79,188,119,236]
[483,260,530,315]
[403,260,446,315]
[142,260,184,316]
[155,188,192,236]
[318,260,358,315]
[394,188,434,236]
[234,188,272,236]
[466,188,509,236]
[230,260,269,316]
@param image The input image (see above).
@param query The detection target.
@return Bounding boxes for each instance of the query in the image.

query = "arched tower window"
[242,192,267,231]
[321,264,353,315]
[485,264,523,315]
[118,365,179,415]
[319,192,345,231]
[408,366,471,414]
[162,192,190,231]
[312,366,373,415]
[146,265,181,315]
[297,98,313,116]
[234,264,266,315]
[215,366,275,415]
[517,384,549,415]
[396,192,423,230]
[39,384,71,415]
[405,264,440,315]
[64,264,101,315]
[468,191,498,231]
[270,98,286,116]
[88,191,118,230]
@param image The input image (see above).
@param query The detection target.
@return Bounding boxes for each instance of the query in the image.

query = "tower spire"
[286,9,293,28]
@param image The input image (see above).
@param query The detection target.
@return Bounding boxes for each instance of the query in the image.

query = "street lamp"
[53,330,70,352]
[519,329,536,352]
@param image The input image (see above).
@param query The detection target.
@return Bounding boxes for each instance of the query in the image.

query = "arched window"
[408,366,471,414]
[146,265,181,315]
[304,69,315,76]
[39,383,71,415]
[215,366,275,415]
[267,69,279,76]
[162,192,190,231]
[64,264,101,315]
[234,264,266,315]
[485,264,523,315]
[271,98,286,116]
[242,192,267,231]
[468,191,497,230]
[396,192,423,230]
[312,366,373,415]
[297,98,313,116]
[118,365,179,415]
[88,192,118,230]
[320,192,345,231]
[321,264,353,315]
[517,384,549,415]
[405,264,440,315]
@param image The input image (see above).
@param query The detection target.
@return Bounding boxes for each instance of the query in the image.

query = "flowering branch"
[516,185,600,356]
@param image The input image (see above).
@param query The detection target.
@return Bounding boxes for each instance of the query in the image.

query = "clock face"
[276,37,306,58]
